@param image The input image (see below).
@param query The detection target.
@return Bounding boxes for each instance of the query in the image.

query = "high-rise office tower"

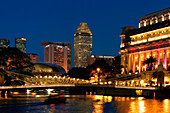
[15,38,26,53]
[41,41,71,72]
[74,22,92,68]
[0,39,10,48]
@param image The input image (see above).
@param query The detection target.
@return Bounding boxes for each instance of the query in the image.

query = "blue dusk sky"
[0,0,169,67]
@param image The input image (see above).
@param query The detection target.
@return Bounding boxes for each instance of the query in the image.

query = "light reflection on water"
[1,95,170,113]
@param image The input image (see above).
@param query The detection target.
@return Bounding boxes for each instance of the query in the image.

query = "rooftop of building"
[140,7,170,20]
[0,39,9,40]
[15,38,26,40]
[12,62,66,75]
[27,53,39,55]
[74,22,92,35]
[126,19,170,36]
[41,41,71,46]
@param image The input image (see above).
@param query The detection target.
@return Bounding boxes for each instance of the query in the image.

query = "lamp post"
[96,68,100,85]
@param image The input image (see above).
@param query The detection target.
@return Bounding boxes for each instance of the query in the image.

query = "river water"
[0,95,170,113]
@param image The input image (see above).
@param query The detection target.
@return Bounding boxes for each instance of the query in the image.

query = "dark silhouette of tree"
[86,59,112,76]
[0,68,11,86]
[0,47,32,71]
[111,56,123,74]
[67,67,90,80]
[144,56,156,70]
[152,71,164,87]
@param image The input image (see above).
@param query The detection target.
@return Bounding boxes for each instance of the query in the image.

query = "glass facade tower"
[15,38,26,53]
[74,22,92,68]
[0,39,10,48]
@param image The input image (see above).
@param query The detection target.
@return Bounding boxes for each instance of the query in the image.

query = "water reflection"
[1,95,170,113]
[163,99,169,113]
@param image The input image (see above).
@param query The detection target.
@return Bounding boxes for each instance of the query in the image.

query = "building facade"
[15,38,26,53]
[88,55,115,66]
[0,39,10,48]
[41,41,71,73]
[74,22,92,68]
[120,8,170,74]
[27,53,40,63]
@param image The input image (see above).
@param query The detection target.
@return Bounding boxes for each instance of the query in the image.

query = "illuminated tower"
[74,22,92,68]
[41,41,71,72]
[15,38,26,53]
[0,39,10,48]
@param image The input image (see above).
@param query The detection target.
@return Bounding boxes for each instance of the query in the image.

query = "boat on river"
[44,93,66,104]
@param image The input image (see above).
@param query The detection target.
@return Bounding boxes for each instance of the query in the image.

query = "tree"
[86,59,112,76]
[67,67,90,80]
[111,56,123,74]
[0,47,32,71]
[144,56,156,70]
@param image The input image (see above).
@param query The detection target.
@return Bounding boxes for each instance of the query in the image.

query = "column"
[139,52,141,73]
[128,54,131,73]
[151,50,153,70]
[151,50,152,57]
[164,48,167,70]
[157,49,160,66]
[133,53,135,73]
[144,51,146,71]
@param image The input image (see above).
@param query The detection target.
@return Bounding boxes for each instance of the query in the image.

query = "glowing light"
[100,82,103,85]
[133,53,135,73]
[140,80,144,84]
[164,48,167,70]
[108,81,112,84]
[132,80,134,83]
[96,68,100,73]
[47,89,53,95]
[13,92,19,95]
[26,89,31,94]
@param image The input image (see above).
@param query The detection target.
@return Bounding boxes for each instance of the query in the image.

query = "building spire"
[75,22,92,35]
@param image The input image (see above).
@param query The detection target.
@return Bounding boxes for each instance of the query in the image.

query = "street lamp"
[96,68,100,85]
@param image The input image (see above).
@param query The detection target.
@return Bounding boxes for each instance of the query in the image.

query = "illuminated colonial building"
[41,41,71,73]
[74,22,92,68]
[27,53,40,63]
[120,8,170,74]
[0,39,10,48]
[15,38,26,53]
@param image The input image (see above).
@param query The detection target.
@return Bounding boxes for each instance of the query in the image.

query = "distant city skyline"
[0,0,169,67]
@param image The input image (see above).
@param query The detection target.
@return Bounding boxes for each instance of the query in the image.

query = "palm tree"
[144,56,157,70]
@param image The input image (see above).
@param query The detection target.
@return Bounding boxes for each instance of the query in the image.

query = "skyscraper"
[41,41,71,72]
[74,22,92,68]
[0,39,10,48]
[15,38,26,53]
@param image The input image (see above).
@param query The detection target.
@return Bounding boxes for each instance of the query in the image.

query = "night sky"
[0,0,169,67]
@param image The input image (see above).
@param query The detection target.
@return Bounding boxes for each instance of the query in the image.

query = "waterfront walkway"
[0,84,157,90]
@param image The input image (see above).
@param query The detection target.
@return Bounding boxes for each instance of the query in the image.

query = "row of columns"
[131,48,168,73]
